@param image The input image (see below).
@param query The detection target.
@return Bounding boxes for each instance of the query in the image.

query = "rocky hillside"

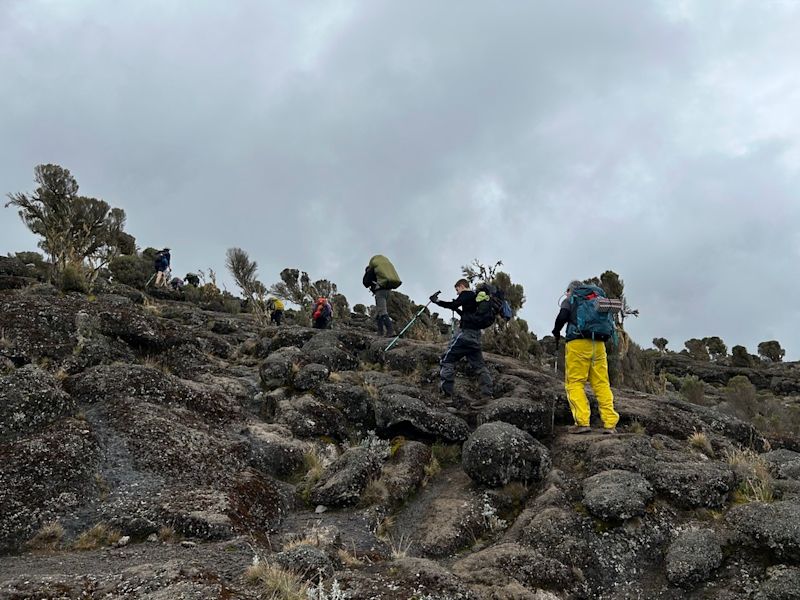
[1,280,799,600]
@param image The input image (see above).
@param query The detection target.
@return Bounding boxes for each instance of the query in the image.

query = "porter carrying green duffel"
[367,255,401,290]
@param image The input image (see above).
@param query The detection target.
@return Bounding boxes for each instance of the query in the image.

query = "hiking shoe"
[567,426,592,435]
[601,428,617,435]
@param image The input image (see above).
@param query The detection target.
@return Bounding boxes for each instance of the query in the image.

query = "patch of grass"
[363,383,380,399]
[360,362,384,373]
[54,368,70,383]
[422,457,441,484]
[282,525,335,551]
[245,561,308,599]
[74,523,122,550]
[26,522,64,552]
[431,442,461,465]
[94,473,111,501]
[499,481,530,506]
[140,355,171,375]
[0,328,11,349]
[337,546,364,568]
[328,372,343,383]
[299,447,332,503]
[688,431,714,457]
[375,515,395,540]
[626,420,646,435]
[359,479,389,508]
[726,448,775,504]
[158,526,177,543]
[388,534,413,559]
[389,436,406,457]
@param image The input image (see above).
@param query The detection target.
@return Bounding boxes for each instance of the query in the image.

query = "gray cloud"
[1,0,798,358]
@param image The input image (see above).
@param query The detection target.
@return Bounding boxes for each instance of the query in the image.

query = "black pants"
[271,310,283,325]
[313,316,331,329]
[440,328,492,397]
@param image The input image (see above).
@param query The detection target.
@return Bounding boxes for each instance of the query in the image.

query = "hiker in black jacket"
[431,278,493,406]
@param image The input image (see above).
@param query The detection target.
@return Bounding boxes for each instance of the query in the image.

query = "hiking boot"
[601,428,617,435]
[567,426,592,435]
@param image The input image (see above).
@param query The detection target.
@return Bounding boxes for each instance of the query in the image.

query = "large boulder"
[462,422,551,487]
[273,544,335,579]
[374,392,469,442]
[763,449,800,480]
[66,363,240,423]
[309,447,383,507]
[581,469,654,520]
[302,331,359,371]
[755,566,800,600]
[315,381,373,425]
[478,397,554,438]
[293,363,330,391]
[277,394,348,440]
[725,501,800,561]
[665,528,723,589]
[246,423,308,478]
[0,365,74,440]
[0,418,99,553]
[380,440,431,505]
[259,346,305,390]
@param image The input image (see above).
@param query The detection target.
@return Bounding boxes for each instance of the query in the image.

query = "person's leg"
[440,331,468,396]
[564,339,592,427]
[463,330,492,398]
[588,341,619,429]
[375,290,390,334]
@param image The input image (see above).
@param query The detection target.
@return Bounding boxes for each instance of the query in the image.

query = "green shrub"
[680,375,706,405]
[60,264,88,293]
[109,254,150,288]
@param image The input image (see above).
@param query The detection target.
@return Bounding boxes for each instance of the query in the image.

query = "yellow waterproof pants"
[565,338,619,429]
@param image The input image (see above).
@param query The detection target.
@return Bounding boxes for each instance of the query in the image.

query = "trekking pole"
[553,338,560,373]
[385,291,440,352]
[145,272,156,287]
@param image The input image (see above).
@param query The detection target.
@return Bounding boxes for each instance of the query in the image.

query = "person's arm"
[552,300,571,339]
[362,267,376,288]
[434,290,468,313]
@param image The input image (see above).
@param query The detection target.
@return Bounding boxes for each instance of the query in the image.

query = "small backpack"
[567,285,623,341]
[313,298,332,320]
[473,283,513,329]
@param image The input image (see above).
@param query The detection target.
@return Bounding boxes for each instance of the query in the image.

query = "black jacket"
[435,290,480,330]
[363,267,378,291]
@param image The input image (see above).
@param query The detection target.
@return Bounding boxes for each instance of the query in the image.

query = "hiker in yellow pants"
[553,280,620,434]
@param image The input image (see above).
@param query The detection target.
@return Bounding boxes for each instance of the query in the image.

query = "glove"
[552,330,561,343]
[429,293,440,303]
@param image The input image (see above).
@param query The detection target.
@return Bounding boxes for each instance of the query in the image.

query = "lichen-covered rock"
[0,365,74,440]
[374,393,469,442]
[315,381,373,424]
[648,460,737,509]
[302,331,359,371]
[452,542,575,596]
[582,469,654,520]
[725,501,800,561]
[380,440,431,504]
[246,423,308,478]
[160,488,235,540]
[665,528,723,589]
[277,394,348,440]
[227,468,291,536]
[259,346,305,389]
[478,397,554,438]
[462,422,551,487]
[763,449,800,480]
[0,418,98,552]
[293,363,329,391]
[273,544,334,579]
[309,447,383,507]
[755,565,800,600]
[268,327,317,352]
[66,363,240,423]
[110,401,247,484]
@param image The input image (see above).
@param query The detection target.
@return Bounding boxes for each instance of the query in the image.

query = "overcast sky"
[1,0,798,359]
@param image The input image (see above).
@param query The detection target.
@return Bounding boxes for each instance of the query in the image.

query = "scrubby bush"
[758,340,785,363]
[731,345,752,367]
[331,294,350,321]
[353,303,367,315]
[652,337,669,352]
[60,263,88,293]
[483,318,534,360]
[226,247,268,325]
[684,338,710,362]
[109,253,150,288]
[680,375,707,405]
[703,336,727,361]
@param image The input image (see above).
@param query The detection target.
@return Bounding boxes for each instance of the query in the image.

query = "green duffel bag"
[369,255,402,289]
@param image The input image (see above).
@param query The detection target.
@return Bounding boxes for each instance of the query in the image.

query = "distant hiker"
[312,297,332,329]
[552,280,620,434]
[185,272,200,287]
[268,297,285,326]
[153,248,171,287]
[430,279,493,406]
[363,255,402,336]
[169,276,184,291]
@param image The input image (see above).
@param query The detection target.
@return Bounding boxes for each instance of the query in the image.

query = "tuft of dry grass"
[375,515,395,540]
[139,355,172,375]
[688,431,714,457]
[388,534,413,559]
[158,526,178,543]
[359,479,389,508]
[54,368,69,383]
[74,523,122,550]
[431,443,461,465]
[500,481,530,505]
[244,561,308,599]
[423,457,441,484]
[363,383,380,399]
[725,448,775,504]
[337,546,364,568]
[626,420,646,435]
[328,372,343,383]
[26,522,64,552]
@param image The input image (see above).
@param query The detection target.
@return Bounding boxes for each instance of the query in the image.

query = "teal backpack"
[567,285,622,342]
